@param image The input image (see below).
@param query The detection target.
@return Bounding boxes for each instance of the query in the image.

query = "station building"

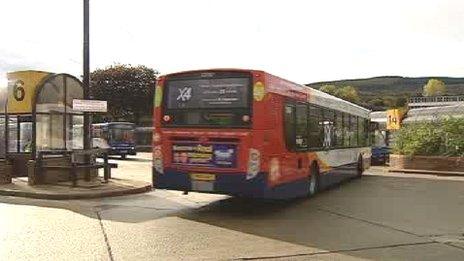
[0,71,93,185]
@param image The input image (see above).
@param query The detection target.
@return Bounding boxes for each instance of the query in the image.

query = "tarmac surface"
[1,153,464,260]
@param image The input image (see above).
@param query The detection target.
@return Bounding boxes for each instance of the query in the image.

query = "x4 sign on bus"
[72,99,107,112]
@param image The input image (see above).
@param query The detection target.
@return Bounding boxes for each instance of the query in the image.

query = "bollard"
[103,152,109,182]
[27,160,36,185]
[71,163,77,187]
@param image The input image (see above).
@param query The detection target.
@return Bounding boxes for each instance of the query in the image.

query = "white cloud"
[0,0,463,83]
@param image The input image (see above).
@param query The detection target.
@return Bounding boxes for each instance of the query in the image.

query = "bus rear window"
[166,77,249,109]
[110,125,135,143]
[163,72,251,128]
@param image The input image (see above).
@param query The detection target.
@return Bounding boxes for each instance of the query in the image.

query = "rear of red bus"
[152,69,289,198]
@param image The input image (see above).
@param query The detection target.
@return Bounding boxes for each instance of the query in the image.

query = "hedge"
[392,118,464,157]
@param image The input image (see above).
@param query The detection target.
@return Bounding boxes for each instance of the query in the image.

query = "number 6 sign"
[13,80,26,101]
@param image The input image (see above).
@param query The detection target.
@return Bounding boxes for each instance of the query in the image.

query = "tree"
[319,84,337,95]
[423,79,446,96]
[90,64,159,125]
[336,86,360,103]
[318,85,361,103]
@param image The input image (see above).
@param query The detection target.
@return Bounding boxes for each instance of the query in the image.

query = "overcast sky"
[1,0,463,87]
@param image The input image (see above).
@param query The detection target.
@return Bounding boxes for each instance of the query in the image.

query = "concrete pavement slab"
[82,192,191,210]
[0,202,109,260]
[2,156,464,260]
[261,242,464,261]
[449,242,464,251]
[97,196,429,260]
[180,198,429,252]
[77,190,224,214]
[100,216,314,261]
[311,175,464,236]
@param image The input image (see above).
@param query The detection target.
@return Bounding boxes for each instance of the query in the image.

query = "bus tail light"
[163,115,171,122]
[153,132,161,143]
[153,145,164,174]
[269,157,280,182]
[246,149,260,180]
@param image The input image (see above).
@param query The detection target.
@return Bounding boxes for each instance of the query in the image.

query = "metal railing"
[409,95,464,104]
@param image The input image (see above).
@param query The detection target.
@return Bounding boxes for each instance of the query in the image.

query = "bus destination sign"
[167,78,249,109]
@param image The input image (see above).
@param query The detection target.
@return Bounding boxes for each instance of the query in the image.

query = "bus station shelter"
[0,70,93,185]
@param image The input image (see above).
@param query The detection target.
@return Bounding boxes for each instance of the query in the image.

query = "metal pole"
[83,0,90,152]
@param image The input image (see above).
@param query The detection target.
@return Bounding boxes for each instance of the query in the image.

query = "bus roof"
[160,68,260,78]
[160,68,371,118]
[92,122,135,126]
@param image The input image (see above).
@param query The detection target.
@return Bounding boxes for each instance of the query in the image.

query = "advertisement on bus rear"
[172,143,236,168]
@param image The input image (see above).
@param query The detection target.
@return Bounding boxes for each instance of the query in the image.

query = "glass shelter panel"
[0,116,5,158]
[8,116,17,153]
[19,121,32,152]
[50,114,65,150]
[35,74,84,153]
[36,114,50,151]
[0,88,6,158]
[66,77,84,114]
[66,115,84,150]
[36,76,65,113]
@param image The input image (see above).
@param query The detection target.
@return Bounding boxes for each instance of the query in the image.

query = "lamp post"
[83,0,90,151]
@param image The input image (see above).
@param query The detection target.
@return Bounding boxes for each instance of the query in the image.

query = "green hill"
[307,76,464,110]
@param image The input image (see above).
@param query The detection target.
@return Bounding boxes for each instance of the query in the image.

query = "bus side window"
[295,104,308,150]
[358,118,367,146]
[284,104,296,150]
[308,105,323,148]
[335,111,344,147]
[343,113,351,147]
[323,109,335,148]
[351,115,358,147]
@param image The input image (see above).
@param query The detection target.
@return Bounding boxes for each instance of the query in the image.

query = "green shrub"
[392,118,464,157]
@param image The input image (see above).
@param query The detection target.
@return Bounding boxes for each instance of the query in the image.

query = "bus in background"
[153,69,371,199]
[369,111,390,165]
[135,126,154,152]
[92,122,137,159]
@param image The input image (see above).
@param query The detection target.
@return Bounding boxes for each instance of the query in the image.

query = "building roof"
[403,103,464,123]
[370,111,387,123]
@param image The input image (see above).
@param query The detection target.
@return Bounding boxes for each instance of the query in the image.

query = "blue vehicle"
[371,129,389,165]
[92,122,137,159]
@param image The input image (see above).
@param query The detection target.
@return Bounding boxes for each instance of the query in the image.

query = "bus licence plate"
[190,173,215,192]
[190,173,216,181]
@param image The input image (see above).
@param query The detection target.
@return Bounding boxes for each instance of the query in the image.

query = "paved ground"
[1,153,464,260]
[0,177,151,199]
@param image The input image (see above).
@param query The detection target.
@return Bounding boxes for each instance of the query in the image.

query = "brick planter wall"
[390,154,464,172]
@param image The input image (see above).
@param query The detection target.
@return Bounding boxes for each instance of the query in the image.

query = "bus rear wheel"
[308,164,320,197]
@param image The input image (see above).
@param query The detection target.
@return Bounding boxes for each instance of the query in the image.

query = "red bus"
[152,69,371,199]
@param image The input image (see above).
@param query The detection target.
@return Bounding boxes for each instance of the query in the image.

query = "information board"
[73,99,107,112]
